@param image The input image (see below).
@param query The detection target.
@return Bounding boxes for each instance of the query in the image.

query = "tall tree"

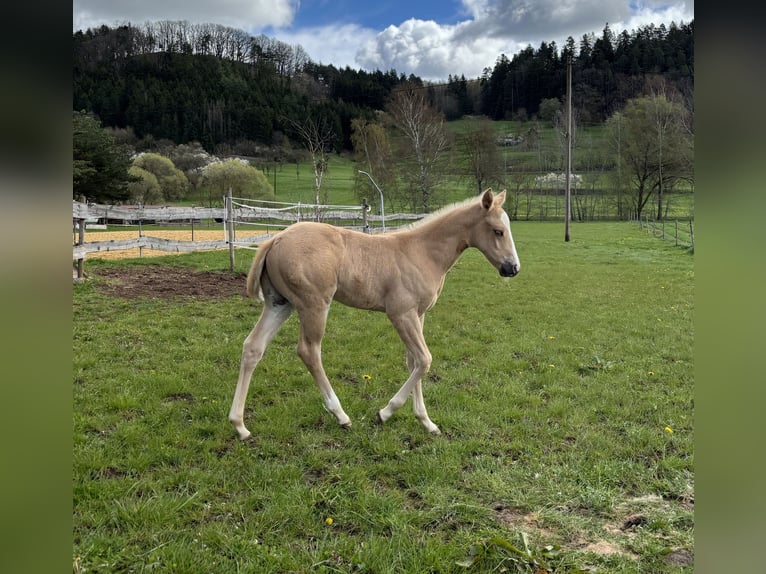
[462,117,503,195]
[385,85,450,212]
[73,111,134,203]
[351,118,396,211]
[606,94,691,220]
[286,112,337,210]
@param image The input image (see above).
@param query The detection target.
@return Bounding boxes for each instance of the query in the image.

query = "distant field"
[73,222,693,573]
[236,119,693,221]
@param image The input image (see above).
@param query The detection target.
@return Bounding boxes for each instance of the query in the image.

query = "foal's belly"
[333,279,386,312]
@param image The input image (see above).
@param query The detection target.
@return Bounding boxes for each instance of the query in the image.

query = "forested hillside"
[73,20,693,155]
[479,22,693,124]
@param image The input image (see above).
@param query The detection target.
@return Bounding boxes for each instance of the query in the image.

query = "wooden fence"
[73,202,247,272]
[73,199,694,281]
[72,195,421,279]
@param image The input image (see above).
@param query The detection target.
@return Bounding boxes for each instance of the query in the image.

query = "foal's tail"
[246,238,274,301]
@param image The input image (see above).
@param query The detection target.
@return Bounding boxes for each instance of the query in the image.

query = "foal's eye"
[494,229,504,237]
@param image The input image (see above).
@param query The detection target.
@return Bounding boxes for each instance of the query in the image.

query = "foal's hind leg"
[295,305,352,428]
[229,300,293,440]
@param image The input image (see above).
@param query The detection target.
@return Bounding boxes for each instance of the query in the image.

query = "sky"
[73,0,694,82]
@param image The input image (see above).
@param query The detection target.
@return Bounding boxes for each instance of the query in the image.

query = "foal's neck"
[408,206,475,272]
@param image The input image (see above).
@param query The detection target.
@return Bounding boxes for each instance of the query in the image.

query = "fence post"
[675,220,679,246]
[361,198,370,233]
[76,218,85,280]
[227,188,235,272]
[689,221,694,252]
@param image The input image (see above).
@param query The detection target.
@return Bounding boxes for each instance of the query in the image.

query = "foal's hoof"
[374,411,384,425]
[340,420,353,430]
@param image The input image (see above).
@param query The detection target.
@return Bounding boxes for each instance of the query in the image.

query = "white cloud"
[616,2,694,31]
[273,24,377,69]
[356,1,693,81]
[460,0,492,20]
[73,0,297,32]
[356,19,512,81]
[72,0,694,82]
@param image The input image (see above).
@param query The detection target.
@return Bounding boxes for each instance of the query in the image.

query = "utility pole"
[564,55,572,242]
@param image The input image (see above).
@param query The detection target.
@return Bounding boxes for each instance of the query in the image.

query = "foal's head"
[471,189,520,278]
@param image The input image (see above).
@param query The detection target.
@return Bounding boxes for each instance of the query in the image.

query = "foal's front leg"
[377,311,441,434]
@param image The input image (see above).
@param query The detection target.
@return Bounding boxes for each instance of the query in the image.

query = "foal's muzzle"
[499,261,520,277]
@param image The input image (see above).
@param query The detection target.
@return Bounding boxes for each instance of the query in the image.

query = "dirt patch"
[583,540,636,559]
[492,505,649,563]
[94,266,248,300]
[493,506,557,540]
[494,505,534,528]
[664,548,693,568]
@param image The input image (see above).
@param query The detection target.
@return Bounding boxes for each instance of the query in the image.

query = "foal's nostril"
[500,261,519,277]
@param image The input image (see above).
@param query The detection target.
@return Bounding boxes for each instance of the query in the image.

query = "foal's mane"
[404,195,482,231]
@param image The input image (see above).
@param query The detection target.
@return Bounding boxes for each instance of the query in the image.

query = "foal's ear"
[481,188,494,210]
[495,189,507,206]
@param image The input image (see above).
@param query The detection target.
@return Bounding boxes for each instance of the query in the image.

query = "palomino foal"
[229,188,520,439]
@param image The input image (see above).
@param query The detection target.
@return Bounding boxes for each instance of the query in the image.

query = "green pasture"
[228,120,694,222]
[73,222,693,572]
[262,155,361,206]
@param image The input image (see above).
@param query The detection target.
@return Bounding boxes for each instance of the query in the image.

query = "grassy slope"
[73,222,693,572]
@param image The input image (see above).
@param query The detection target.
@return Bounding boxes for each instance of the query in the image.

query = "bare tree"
[291,45,310,76]
[260,37,294,77]
[286,115,336,216]
[506,169,531,220]
[123,21,310,73]
[175,20,191,53]
[211,24,229,58]
[351,118,396,211]
[195,28,211,55]
[606,94,690,220]
[229,28,251,62]
[647,79,689,220]
[155,20,176,52]
[386,85,450,213]
[462,116,503,195]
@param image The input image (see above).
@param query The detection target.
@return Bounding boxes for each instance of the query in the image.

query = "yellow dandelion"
[648,371,655,376]
[664,426,674,434]
[548,336,556,340]
[325,517,334,525]
[362,374,372,380]
[549,364,556,369]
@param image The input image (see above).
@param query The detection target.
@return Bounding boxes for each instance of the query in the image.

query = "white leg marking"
[229,303,292,440]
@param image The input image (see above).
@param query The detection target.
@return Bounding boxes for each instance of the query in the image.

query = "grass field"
[73,222,693,573]
[214,119,695,221]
